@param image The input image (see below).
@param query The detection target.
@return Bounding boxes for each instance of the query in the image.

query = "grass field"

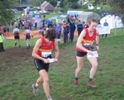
[0,28,124,100]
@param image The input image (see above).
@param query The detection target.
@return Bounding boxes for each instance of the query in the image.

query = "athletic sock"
[75,77,78,80]
[89,78,93,82]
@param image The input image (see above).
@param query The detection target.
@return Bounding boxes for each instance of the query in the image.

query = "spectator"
[29,21,33,30]
[0,26,5,52]
[63,23,70,43]
[39,27,46,37]
[69,21,76,42]
[102,20,109,38]
[3,26,7,40]
[77,20,83,36]
[47,20,53,28]
[34,21,37,29]
[55,23,62,42]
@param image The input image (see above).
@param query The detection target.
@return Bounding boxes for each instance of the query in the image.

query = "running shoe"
[32,84,38,96]
[74,79,78,87]
[87,80,96,88]
[48,96,52,100]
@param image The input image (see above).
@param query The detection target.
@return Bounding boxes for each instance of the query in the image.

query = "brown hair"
[89,19,98,24]
[45,28,57,41]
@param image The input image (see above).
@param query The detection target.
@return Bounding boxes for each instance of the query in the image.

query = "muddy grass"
[0,37,124,100]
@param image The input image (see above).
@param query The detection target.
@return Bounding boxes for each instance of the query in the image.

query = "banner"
[96,25,110,35]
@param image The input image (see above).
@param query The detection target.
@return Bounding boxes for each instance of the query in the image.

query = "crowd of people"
[0,16,91,52]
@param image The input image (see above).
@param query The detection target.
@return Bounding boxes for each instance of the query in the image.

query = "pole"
[115,22,117,36]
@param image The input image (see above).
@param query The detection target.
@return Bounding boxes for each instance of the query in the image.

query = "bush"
[81,4,88,9]
[102,5,113,13]
[71,3,81,9]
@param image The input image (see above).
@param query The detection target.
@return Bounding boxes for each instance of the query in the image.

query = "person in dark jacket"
[63,23,70,43]
[77,20,83,36]
[69,21,76,42]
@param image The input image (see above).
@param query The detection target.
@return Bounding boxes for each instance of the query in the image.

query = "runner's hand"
[43,59,49,63]
[87,50,93,55]
[54,58,58,62]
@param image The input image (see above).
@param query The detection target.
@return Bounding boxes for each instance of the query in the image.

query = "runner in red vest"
[74,19,99,88]
[32,28,59,100]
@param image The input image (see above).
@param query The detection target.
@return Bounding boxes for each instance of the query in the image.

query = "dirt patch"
[0,47,33,70]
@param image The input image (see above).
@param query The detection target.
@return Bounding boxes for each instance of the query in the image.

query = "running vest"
[37,37,55,57]
[77,28,96,52]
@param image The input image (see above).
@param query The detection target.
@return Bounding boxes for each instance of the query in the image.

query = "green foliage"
[81,4,88,9]
[26,0,43,6]
[102,5,112,12]
[108,0,124,13]
[0,0,15,25]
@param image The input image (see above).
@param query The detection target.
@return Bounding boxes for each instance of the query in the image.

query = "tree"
[17,0,27,4]
[108,0,124,13]
[0,0,15,25]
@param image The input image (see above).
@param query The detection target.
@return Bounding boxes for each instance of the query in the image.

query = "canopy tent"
[32,17,42,27]
[100,15,124,29]
[49,15,67,24]
[56,15,67,24]
[67,10,84,16]
[78,12,101,22]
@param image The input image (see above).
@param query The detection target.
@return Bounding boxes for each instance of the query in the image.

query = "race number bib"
[42,52,52,57]
[84,43,91,46]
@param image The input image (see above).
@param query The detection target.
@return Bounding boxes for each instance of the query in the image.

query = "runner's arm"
[95,30,99,50]
[95,30,99,45]
[54,39,59,60]
[76,30,91,53]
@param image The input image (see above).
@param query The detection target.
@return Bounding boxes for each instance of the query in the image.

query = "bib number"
[42,52,52,58]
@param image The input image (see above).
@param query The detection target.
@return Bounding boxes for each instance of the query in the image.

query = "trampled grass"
[0,28,124,100]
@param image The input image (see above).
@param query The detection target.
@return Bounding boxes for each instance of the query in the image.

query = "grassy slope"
[0,29,124,100]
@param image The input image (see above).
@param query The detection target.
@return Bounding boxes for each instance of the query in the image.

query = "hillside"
[0,30,124,100]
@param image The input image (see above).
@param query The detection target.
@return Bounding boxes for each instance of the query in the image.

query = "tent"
[32,17,42,27]
[67,10,84,16]
[56,15,67,24]
[78,12,101,22]
[100,15,124,29]
[49,15,67,24]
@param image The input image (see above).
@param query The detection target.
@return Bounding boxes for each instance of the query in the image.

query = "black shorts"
[34,58,49,72]
[14,35,20,39]
[26,34,30,40]
[76,50,87,57]
[34,55,52,72]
